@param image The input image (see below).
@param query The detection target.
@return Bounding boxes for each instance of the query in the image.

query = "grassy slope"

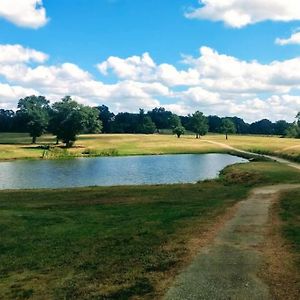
[280,189,300,268]
[0,162,300,299]
[0,132,300,160]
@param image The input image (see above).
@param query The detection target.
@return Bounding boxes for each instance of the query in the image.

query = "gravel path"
[164,184,300,300]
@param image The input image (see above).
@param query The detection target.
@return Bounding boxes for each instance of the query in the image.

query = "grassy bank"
[0,132,299,161]
[280,189,300,268]
[0,162,300,299]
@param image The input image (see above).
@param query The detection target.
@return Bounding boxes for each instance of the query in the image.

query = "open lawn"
[0,132,299,161]
[0,162,300,299]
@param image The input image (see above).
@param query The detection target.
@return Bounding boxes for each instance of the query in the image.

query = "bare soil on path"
[164,184,300,300]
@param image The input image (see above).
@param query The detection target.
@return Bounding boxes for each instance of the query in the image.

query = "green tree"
[274,120,290,136]
[49,96,101,147]
[169,114,181,129]
[96,105,114,133]
[288,112,300,138]
[191,111,208,138]
[147,107,172,130]
[17,95,50,144]
[81,106,103,133]
[137,109,156,134]
[221,118,236,140]
[173,126,185,138]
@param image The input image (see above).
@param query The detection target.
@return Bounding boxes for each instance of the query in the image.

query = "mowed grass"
[0,133,223,160]
[280,189,300,269]
[206,134,300,160]
[0,132,300,161]
[1,162,300,299]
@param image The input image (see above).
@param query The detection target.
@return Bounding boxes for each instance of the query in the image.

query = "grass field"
[0,132,299,161]
[0,162,300,299]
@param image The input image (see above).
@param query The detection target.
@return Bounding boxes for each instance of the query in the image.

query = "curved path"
[203,139,300,171]
[164,184,300,300]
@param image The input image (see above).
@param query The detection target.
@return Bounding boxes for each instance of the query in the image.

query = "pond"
[0,154,247,190]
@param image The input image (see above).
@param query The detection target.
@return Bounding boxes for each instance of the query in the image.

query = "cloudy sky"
[0,0,300,122]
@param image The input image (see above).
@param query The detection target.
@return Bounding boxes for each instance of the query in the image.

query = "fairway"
[0,133,300,161]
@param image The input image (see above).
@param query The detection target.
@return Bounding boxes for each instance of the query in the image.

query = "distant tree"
[169,114,181,129]
[250,119,274,135]
[220,118,236,140]
[49,96,101,147]
[229,117,250,134]
[288,112,300,138]
[96,105,114,133]
[173,126,185,138]
[147,107,172,130]
[137,109,156,134]
[208,115,222,133]
[285,123,300,138]
[191,111,209,138]
[274,120,291,136]
[180,115,193,131]
[81,106,103,133]
[110,112,137,133]
[0,109,15,132]
[17,95,50,144]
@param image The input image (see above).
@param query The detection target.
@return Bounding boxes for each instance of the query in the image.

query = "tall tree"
[274,120,291,136]
[17,95,50,144]
[169,114,181,129]
[96,105,114,133]
[0,109,15,132]
[49,96,101,147]
[229,117,250,134]
[81,106,103,133]
[249,119,274,135]
[220,118,236,140]
[191,111,209,138]
[136,109,156,134]
[147,107,172,130]
[208,115,222,133]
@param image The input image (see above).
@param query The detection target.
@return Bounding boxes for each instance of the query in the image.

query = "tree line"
[0,95,299,146]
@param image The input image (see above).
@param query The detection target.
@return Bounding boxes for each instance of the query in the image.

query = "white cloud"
[0,44,48,64]
[186,0,300,28]
[98,46,300,96]
[1,44,300,122]
[276,30,300,45]
[0,0,48,28]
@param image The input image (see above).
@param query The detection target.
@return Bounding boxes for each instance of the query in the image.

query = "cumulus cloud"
[185,0,300,28]
[97,53,200,87]
[0,44,48,64]
[98,46,300,95]
[0,0,48,28]
[1,44,300,122]
[276,30,300,45]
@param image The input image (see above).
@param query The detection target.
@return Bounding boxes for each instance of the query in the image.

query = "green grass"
[1,132,299,161]
[279,189,300,269]
[1,162,300,299]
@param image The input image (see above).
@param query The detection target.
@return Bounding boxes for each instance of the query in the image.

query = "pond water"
[0,154,247,190]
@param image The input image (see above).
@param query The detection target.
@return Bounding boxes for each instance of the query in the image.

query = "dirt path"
[203,140,300,171]
[164,184,300,300]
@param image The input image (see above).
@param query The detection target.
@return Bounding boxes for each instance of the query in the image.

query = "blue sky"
[1,0,300,121]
